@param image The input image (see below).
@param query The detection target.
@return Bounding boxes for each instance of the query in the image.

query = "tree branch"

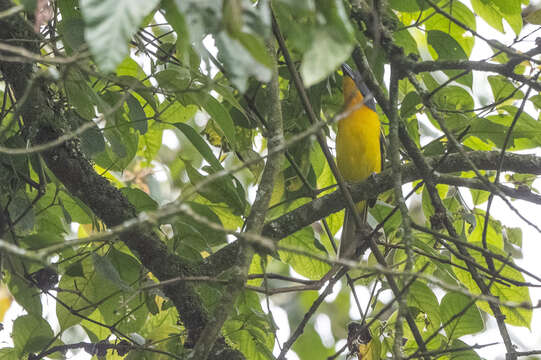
[262,151,541,241]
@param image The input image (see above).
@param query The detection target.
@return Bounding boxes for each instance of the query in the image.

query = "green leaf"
[92,253,132,292]
[234,32,273,68]
[471,0,522,35]
[471,106,541,150]
[6,271,42,316]
[443,339,482,360]
[174,123,222,171]
[452,243,532,328]
[470,189,490,206]
[390,0,430,12]
[401,92,422,119]
[471,0,504,32]
[407,281,442,333]
[159,100,198,124]
[504,226,522,247]
[293,326,334,359]
[427,31,472,88]
[440,292,484,339]
[88,248,147,333]
[424,1,475,57]
[279,227,331,279]
[215,31,272,92]
[155,67,191,92]
[466,210,503,249]
[80,0,160,72]
[13,314,54,355]
[432,86,474,112]
[300,27,353,87]
[61,17,86,52]
[120,187,159,213]
[224,292,275,360]
[197,95,237,147]
[492,0,523,35]
[58,191,94,224]
[174,122,246,214]
[7,193,35,233]
[0,348,19,360]
[371,200,402,234]
[57,268,95,330]
[171,201,227,252]
[126,93,148,134]
[488,75,524,104]
[391,10,419,56]
[69,112,105,157]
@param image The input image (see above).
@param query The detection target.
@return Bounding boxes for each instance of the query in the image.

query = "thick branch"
[262,151,541,240]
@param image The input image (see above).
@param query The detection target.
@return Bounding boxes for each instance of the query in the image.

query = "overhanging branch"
[262,151,541,240]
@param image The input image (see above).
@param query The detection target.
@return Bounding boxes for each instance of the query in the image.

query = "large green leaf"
[452,243,532,328]
[427,30,472,88]
[440,292,484,339]
[80,0,160,72]
[300,0,354,87]
[57,263,96,330]
[12,314,54,356]
[279,226,331,279]
[407,281,442,333]
[471,0,522,35]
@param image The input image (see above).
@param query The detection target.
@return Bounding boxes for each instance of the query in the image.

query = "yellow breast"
[336,104,381,182]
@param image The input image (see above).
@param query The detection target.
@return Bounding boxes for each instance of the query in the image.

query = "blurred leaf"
[0,348,18,360]
[215,31,271,92]
[424,1,475,57]
[155,67,191,92]
[88,248,147,333]
[300,27,353,87]
[8,193,35,233]
[390,0,430,12]
[13,314,54,355]
[92,253,132,292]
[440,339,482,360]
[6,271,42,316]
[126,93,148,134]
[427,30,472,88]
[80,0,159,72]
[121,187,158,213]
[57,265,95,330]
[171,201,227,252]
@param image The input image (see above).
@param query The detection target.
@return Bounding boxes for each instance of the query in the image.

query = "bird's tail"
[338,201,368,260]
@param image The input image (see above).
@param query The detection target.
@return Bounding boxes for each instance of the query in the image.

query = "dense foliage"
[0,0,540,359]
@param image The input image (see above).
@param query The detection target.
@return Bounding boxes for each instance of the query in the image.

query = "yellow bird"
[336,64,381,259]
